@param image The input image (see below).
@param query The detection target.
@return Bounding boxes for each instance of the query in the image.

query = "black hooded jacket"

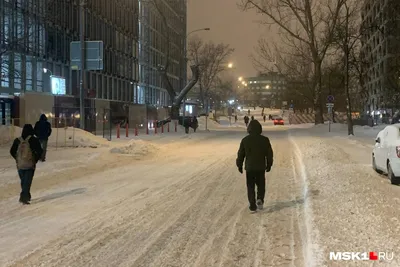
[236,120,273,171]
[34,114,52,140]
[10,124,43,164]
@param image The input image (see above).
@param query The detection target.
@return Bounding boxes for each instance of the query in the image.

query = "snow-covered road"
[1,120,400,266]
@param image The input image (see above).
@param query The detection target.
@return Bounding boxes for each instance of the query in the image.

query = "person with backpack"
[10,124,43,204]
[236,120,273,213]
[34,114,52,162]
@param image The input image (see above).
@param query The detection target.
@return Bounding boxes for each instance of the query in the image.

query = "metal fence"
[0,112,112,147]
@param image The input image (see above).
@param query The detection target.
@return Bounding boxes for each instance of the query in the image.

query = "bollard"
[117,124,120,138]
[155,121,158,134]
[146,122,149,135]
[126,123,129,137]
[161,123,164,133]
[167,122,170,132]
[175,121,177,132]
[135,124,138,136]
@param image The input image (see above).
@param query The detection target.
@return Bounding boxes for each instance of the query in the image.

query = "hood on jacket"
[39,114,47,121]
[21,124,35,139]
[247,119,262,135]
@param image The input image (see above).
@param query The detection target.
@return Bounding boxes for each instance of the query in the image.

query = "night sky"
[187,0,272,79]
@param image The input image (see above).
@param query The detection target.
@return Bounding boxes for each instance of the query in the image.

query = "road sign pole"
[79,0,86,130]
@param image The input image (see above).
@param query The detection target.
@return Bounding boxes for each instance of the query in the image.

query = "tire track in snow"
[289,133,323,267]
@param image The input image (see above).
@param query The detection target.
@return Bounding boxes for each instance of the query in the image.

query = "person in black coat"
[10,124,43,204]
[244,115,249,127]
[34,114,52,161]
[236,120,273,213]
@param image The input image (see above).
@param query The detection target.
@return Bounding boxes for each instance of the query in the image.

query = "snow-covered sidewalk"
[289,126,400,266]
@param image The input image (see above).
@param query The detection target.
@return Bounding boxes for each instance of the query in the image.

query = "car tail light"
[274,120,277,123]
[396,146,400,158]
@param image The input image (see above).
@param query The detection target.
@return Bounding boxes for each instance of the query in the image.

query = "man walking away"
[236,120,273,213]
[263,115,266,122]
[10,124,43,204]
[244,115,249,127]
[251,115,254,121]
[34,114,52,161]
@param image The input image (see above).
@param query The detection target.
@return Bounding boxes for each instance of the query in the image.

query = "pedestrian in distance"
[251,115,254,121]
[236,120,273,213]
[263,114,266,122]
[34,114,52,162]
[10,124,43,205]
[244,115,249,127]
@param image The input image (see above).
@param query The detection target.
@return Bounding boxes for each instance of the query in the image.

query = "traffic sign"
[327,95,334,102]
[326,103,334,107]
[290,103,294,108]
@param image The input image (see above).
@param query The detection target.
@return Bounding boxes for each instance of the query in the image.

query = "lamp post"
[183,27,210,127]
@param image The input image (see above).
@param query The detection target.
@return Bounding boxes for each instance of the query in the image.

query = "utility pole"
[79,0,86,130]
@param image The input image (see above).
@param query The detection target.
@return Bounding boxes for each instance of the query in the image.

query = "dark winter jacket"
[10,124,43,166]
[236,120,273,171]
[34,114,52,140]
[244,116,249,123]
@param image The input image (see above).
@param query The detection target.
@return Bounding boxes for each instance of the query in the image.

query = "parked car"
[274,117,284,125]
[372,124,400,185]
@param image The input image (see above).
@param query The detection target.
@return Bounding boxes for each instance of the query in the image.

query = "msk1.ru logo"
[329,252,394,261]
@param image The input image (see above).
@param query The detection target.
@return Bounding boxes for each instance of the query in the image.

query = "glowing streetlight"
[266,85,270,89]
[242,81,245,85]
[228,63,233,68]
[238,77,243,81]
[43,68,52,75]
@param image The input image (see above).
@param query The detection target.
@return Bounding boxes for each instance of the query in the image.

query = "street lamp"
[238,77,243,81]
[228,63,233,69]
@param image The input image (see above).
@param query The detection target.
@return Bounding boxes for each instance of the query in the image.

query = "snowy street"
[1,116,400,266]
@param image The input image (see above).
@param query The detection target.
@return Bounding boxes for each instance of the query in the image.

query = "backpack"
[16,136,35,169]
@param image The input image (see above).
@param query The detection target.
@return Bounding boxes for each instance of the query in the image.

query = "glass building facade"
[1,0,139,100]
[138,0,186,106]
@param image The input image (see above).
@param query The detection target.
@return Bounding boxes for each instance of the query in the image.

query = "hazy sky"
[187,0,271,78]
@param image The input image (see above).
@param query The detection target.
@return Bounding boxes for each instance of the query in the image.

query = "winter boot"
[256,199,263,210]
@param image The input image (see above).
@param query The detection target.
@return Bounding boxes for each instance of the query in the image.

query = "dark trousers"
[18,169,35,201]
[246,171,265,210]
[40,139,48,160]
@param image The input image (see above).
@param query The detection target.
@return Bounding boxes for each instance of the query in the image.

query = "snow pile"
[48,127,110,148]
[0,125,110,148]
[110,139,156,156]
[0,125,21,145]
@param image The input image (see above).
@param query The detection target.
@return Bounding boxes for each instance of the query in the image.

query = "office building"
[361,0,400,115]
[241,72,286,108]
[138,0,187,106]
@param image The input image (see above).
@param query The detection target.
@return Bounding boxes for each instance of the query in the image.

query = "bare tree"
[331,0,364,135]
[187,37,234,109]
[241,0,346,124]
[144,0,200,119]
